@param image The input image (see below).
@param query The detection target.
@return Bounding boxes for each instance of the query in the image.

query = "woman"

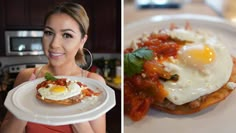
[0,2,106,133]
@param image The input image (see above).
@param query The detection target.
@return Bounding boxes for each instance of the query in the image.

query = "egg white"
[38,82,84,100]
[161,29,233,105]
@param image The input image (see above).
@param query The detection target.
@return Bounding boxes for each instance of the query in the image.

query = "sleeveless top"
[26,67,91,133]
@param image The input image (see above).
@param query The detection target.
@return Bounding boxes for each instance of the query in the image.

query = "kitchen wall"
[0,0,121,78]
[0,1,121,132]
[0,0,121,55]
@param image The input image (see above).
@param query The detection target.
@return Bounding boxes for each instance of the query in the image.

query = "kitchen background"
[0,0,121,133]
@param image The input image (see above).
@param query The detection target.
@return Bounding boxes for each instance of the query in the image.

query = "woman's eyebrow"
[61,29,76,33]
[44,26,76,33]
[44,26,53,31]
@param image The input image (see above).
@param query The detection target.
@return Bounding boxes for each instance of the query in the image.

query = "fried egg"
[161,28,233,105]
[38,81,83,100]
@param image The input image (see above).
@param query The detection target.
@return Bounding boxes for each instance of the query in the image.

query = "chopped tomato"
[143,60,171,79]
[124,82,152,121]
[55,78,67,86]
[82,88,100,96]
[147,42,179,58]
[127,75,168,104]
[77,82,87,87]
[149,33,169,41]
[124,29,185,121]
[124,48,133,54]
[128,96,152,121]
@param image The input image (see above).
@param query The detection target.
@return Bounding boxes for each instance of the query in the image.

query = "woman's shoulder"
[84,70,105,84]
[14,68,35,87]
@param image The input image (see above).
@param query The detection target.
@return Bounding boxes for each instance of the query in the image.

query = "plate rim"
[125,14,236,30]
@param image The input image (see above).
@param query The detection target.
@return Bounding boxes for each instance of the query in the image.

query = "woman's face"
[42,13,87,67]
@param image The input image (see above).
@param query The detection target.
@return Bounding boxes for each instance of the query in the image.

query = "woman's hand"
[0,68,34,133]
[0,112,27,133]
[71,71,107,133]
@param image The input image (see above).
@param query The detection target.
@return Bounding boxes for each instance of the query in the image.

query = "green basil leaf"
[45,72,57,81]
[124,47,153,76]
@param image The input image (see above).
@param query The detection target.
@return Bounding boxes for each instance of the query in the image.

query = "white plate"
[4,76,116,126]
[124,14,236,133]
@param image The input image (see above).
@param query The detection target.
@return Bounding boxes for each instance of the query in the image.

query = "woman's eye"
[44,30,53,36]
[63,33,72,39]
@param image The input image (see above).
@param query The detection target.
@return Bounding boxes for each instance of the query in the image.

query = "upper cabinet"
[90,0,121,53]
[4,0,58,29]
[0,0,4,56]
[1,0,121,54]
[5,0,28,28]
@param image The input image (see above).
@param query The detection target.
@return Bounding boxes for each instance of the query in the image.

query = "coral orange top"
[26,122,73,133]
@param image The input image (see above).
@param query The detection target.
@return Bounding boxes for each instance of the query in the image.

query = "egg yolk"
[179,44,215,67]
[50,86,67,93]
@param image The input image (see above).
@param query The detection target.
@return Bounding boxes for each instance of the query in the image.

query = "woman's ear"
[80,34,88,48]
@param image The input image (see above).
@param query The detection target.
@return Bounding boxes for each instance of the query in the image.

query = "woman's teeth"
[50,52,64,57]
[51,53,63,56]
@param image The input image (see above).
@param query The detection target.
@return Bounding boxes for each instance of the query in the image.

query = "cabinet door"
[5,0,71,28]
[29,0,73,27]
[116,0,121,53]
[91,0,118,53]
[5,0,29,27]
[29,0,54,27]
[0,0,5,56]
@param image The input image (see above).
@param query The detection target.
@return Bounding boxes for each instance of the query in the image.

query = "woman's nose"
[50,35,61,48]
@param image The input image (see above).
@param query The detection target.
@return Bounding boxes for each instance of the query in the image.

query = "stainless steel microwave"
[5,30,44,56]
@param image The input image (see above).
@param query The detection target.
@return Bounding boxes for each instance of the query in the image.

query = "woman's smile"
[49,51,65,59]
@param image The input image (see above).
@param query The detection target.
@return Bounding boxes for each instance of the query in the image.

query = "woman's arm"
[72,72,106,133]
[0,112,27,133]
[89,114,106,133]
[0,69,34,133]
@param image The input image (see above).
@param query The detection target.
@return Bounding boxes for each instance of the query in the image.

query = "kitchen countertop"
[106,81,121,90]
[124,1,219,25]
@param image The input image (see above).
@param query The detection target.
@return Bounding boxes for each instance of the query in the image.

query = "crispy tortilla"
[152,57,236,114]
[36,93,82,105]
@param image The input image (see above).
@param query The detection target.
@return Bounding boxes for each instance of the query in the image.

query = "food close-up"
[124,23,236,121]
[36,73,101,105]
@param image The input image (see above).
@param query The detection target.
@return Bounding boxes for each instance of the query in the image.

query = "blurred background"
[0,0,121,133]
[124,0,236,25]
